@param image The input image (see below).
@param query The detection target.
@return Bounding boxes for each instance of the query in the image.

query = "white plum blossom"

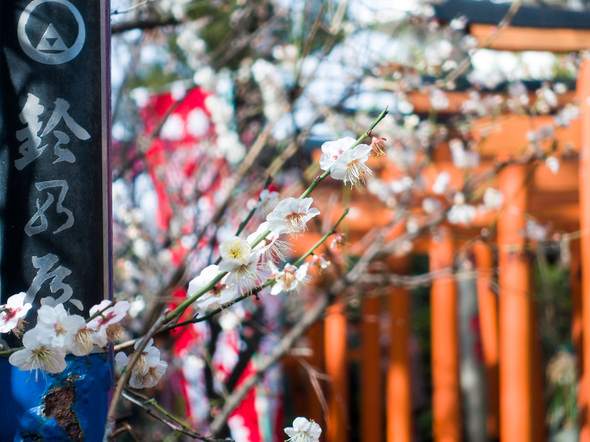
[247,222,292,264]
[525,220,548,242]
[0,292,32,334]
[432,171,450,194]
[188,265,238,310]
[546,156,560,174]
[422,197,442,214]
[266,197,320,237]
[35,303,78,349]
[115,338,168,389]
[220,236,253,265]
[450,139,479,169]
[64,315,95,357]
[218,236,270,295]
[448,194,477,225]
[330,144,373,188]
[319,136,356,170]
[9,327,67,379]
[310,254,330,272]
[220,253,269,296]
[430,88,450,111]
[284,417,322,442]
[369,137,388,157]
[483,188,503,211]
[270,263,309,295]
[255,189,280,218]
[87,300,130,346]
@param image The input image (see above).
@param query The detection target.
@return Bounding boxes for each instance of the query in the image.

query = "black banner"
[0,0,110,321]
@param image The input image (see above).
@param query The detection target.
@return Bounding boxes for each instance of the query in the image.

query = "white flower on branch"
[188,265,238,310]
[220,237,253,265]
[247,222,292,265]
[483,188,504,211]
[9,327,67,379]
[270,263,309,295]
[284,417,322,442]
[448,193,476,225]
[319,136,357,170]
[266,197,320,237]
[65,315,95,357]
[221,255,270,296]
[330,144,374,188]
[35,303,78,349]
[432,171,450,195]
[430,88,450,111]
[87,300,130,346]
[255,189,280,219]
[546,156,560,174]
[218,236,270,295]
[115,338,168,389]
[0,292,31,334]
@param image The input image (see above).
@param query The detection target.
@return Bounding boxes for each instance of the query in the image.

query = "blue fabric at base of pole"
[0,353,112,442]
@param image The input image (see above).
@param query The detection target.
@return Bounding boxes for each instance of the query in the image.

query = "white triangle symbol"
[36,24,68,51]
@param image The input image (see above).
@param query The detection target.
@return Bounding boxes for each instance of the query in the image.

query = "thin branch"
[111,17,181,34]
[104,309,170,440]
[208,292,331,437]
[122,390,229,441]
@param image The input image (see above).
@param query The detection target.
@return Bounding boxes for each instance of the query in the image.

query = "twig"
[122,390,229,441]
[104,309,170,440]
[208,292,330,436]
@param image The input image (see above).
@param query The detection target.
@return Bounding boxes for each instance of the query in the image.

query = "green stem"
[293,208,348,267]
[163,209,349,330]
[166,108,388,323]
[299,107,388,199]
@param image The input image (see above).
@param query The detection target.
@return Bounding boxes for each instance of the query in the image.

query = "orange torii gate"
[286,19,590,442]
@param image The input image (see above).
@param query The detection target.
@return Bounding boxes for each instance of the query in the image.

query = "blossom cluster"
[5,295,131,381]
[115,338,168,389]
[284,417,322,442]
[186,135,385,311]
[187,197,320,310]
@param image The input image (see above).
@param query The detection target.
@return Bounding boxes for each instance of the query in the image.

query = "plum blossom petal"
[220,237,253,265]
[270,263,309,295]
[255,189,280,219]
[266,197,320,237]
[9,327,67,379]
[319,136,356,171]
[284,417,322,442]
[115,338,167,389]
[329,145,373,188]
[0,292,32,334]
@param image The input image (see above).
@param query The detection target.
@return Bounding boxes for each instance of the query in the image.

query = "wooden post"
[361,295,382,442]
[308,321,325,429]
[578,57,590,442]
[387,256,412,442]
[472,241,499,439]
[0,2,111,440]
[430,228,462,442]
[570,236,585,424]
[325,300,349,442]
[497,162,535,442]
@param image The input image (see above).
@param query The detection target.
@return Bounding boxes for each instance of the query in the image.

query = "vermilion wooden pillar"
[361,295,382,442]
[578,57,590,442]
[570,237,585,428]
[430,229,462,442]
[325,301,349,442]
[571,238,583,376]
[387,257,412,442]
[472,241,499,439]
[308,321,325,429]
[497,162,535,442]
